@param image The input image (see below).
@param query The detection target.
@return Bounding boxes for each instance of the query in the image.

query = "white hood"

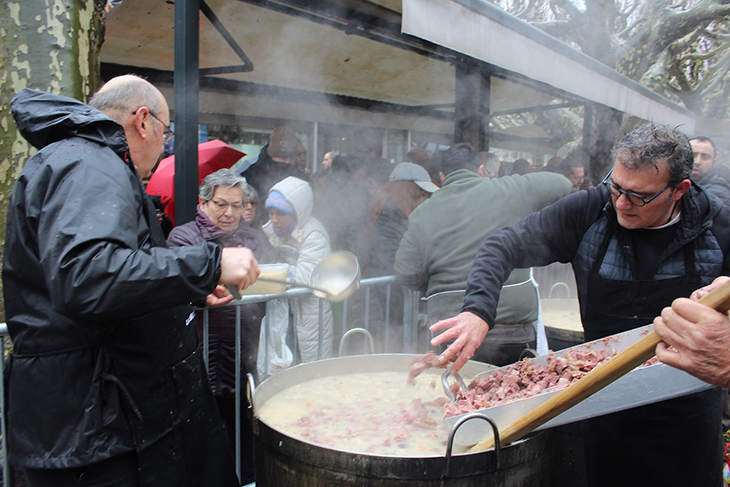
[269,176,313,232]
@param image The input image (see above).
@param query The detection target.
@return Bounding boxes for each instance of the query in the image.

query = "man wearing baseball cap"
[395,143,571,363]
[358,161,438,350]
[388,162,440,193]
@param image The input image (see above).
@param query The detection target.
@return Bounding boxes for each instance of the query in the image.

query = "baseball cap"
[389,162,439,193]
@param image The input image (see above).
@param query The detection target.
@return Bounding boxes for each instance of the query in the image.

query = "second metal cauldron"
[250,354,554,487]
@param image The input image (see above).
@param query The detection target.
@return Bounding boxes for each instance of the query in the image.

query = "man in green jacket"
[395,143,571,364]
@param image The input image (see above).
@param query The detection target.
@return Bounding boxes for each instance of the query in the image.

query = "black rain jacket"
[3,89,238,486]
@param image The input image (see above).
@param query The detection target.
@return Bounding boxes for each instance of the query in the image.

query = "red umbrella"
[146,139,245,225]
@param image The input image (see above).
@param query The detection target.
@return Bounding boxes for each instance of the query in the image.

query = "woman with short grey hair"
[167,167,278,485]
[198,169,247,202]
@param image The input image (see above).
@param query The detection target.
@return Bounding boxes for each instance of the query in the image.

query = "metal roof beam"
[402,0,696,130]
[100,62,454,120]
[200,0,254,72]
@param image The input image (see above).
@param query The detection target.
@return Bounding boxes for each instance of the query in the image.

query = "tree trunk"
[587,105,624,183]
[0,0,105,324]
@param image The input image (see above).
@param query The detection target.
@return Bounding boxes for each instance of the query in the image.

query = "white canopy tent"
[402,0,696,131]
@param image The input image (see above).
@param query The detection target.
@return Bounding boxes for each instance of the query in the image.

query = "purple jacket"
[168,208,279,394]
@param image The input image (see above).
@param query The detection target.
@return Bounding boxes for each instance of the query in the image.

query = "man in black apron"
[431,122,730,486]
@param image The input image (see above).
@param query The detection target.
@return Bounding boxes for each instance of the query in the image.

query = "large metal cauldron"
[250,354,554,487]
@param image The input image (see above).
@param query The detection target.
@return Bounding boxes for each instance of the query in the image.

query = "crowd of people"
[5,73,730,487]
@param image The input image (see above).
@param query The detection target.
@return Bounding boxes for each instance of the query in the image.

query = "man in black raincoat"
[3,75,259,486]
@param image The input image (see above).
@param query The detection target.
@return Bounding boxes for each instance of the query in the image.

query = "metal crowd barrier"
[195,275,423,483]
[0,322,9,487]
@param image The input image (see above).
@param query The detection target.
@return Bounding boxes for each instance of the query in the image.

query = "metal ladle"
[226,251,360,302]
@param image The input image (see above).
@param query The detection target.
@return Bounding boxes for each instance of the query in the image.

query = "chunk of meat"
[443,348,615,417]
[407,351,448,385]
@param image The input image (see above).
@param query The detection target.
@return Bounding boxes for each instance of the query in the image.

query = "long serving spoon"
[224,251,360,302]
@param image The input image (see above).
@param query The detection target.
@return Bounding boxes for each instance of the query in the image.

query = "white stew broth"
[257,371,464,456]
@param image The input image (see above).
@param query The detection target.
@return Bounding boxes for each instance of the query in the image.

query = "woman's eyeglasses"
[209,199,244,212]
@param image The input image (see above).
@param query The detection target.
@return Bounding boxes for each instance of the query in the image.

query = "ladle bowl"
[229,251,360,302]
[309,250,360,301]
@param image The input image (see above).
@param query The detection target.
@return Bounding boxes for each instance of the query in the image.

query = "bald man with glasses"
[431,122,730,487]
[4,75,257,486]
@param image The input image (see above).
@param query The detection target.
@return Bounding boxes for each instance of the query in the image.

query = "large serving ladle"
[226,251,360,302]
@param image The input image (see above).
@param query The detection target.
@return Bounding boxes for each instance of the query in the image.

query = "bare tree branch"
[624,0,730,56]
[491,0,730,150]
[550,0,584,18]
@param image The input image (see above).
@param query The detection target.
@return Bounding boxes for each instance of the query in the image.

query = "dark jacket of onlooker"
[241,144,310,225]
[315,155,372,259]
[695,168,730,207]
[366,203,409,278]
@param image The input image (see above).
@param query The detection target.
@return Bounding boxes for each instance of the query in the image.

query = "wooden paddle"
[469,279,730,452]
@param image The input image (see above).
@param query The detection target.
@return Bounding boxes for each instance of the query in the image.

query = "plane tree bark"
[0,0,105,321]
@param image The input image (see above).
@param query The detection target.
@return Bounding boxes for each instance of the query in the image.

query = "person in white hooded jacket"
[263,176,334,364]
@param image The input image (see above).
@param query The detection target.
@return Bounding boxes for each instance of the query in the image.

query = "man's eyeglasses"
[209,199,244,213]
[148,111,175,143]
[601,168,672,207]
[133,108,175,143]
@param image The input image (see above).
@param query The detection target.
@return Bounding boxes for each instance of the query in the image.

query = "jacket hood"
[269,176,313,230]
[11,88,128,155]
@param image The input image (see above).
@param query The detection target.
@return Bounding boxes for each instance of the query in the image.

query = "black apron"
[117,182,239,486]
[581,233,722,487]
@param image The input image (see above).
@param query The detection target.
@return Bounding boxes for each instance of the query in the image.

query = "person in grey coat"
[690,135,730,206]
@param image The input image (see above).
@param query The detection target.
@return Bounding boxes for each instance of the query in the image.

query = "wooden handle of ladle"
[469,278,730,452]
